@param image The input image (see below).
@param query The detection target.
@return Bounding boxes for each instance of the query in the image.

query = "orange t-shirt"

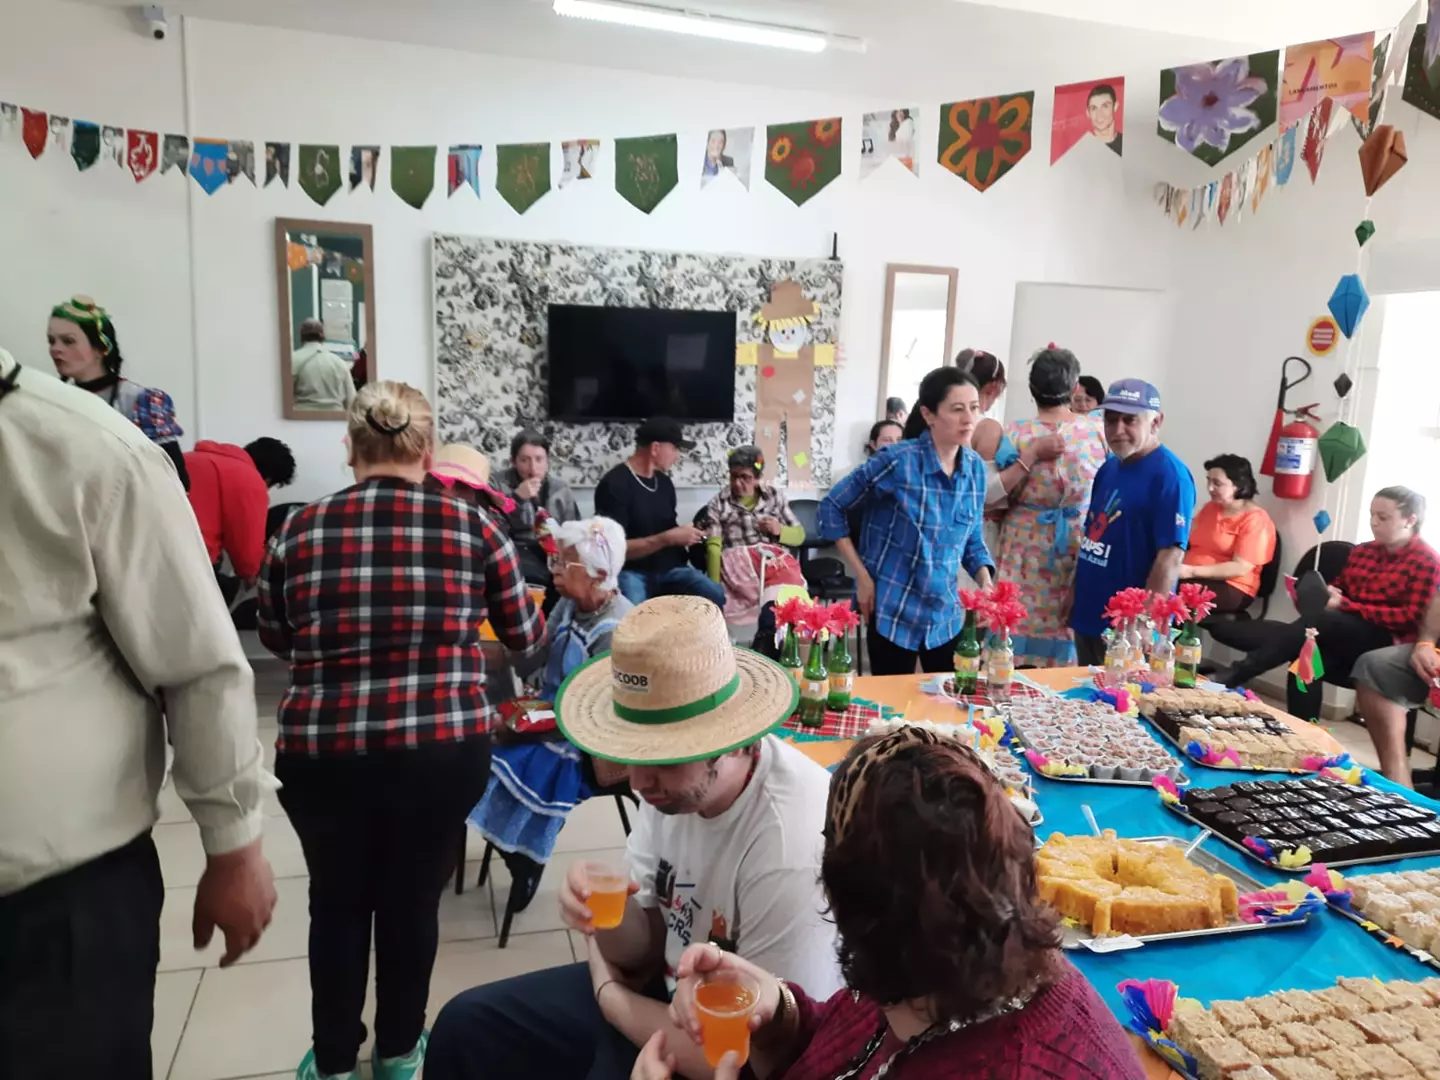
[1184,502,1277,597]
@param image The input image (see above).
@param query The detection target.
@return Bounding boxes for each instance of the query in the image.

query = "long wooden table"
[786,668,1347,1080]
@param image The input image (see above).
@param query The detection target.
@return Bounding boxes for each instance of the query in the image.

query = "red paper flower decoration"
[825,601,861,634]
[1102,587,1150,628]
[774,596,807,630]
[1149,594,1190,628]
[1177,583,1218,623]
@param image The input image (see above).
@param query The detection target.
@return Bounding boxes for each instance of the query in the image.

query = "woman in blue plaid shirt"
[818,367,995,675]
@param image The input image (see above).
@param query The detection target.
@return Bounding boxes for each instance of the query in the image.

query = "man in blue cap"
[1067,378,1196,665]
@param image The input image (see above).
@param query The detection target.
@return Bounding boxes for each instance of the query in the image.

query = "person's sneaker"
[295,1049,359,1080]
[372,1031,428,1080]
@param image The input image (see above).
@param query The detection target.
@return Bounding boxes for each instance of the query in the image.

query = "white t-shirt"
[628,735,843,1000]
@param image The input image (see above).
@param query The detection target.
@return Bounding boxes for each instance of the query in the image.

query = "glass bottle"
[827,627,854,710]
[1103,629,1128,682]
[1125,619,1147,678]
[1174,620,1202,689]
[799,637,829,728]
[780,626,803,689]
[985,630,1015,703]
[1148,631,1175,686]
[953,610,982,696]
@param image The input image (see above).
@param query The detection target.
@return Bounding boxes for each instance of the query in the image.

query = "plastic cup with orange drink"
[584,860,630,931]
[695,971,760,1067]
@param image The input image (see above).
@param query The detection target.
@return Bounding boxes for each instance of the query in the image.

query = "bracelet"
[595,978,618,1004]
[1017,457,1033,473]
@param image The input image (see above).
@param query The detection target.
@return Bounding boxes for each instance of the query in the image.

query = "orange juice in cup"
[526,585,547,610]
[585,860,630,930]
[695,972,759,1067]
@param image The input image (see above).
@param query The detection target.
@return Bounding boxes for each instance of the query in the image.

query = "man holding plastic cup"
[426,596,842,1079]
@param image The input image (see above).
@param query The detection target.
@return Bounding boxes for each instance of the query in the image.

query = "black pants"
[1226,611,1394,719]
[427,961,667,1080]
[1074,634,1107,667]
[866,617,958,676]
[277,738,492,1074]
[1210,581,1255,614]
[0,832,163,1080]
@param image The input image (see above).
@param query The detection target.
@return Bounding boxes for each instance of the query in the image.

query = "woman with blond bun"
[258,381,545,1080]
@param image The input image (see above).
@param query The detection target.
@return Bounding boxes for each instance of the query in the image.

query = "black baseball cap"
[635,416,695,451]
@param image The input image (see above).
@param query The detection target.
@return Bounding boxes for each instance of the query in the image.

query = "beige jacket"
[0,349,270,895]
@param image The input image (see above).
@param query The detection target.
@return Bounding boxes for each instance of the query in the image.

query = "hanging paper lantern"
[1354,219,1376,247]
[1317,422,1367,483]
[1327,274,1370,339]
[1333,373,1353,398]
[1358,124,1408,196]
[1313,509,1332,534]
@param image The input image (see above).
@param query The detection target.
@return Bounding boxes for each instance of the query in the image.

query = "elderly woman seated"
[496,429,581,608]
[703,446,806,622]
[1180,454,1277,613]
[468,516,633,900]
[633,726,1145,1080]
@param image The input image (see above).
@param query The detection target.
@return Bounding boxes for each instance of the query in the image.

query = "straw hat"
[432,443,492,488]
[556,595,799,765]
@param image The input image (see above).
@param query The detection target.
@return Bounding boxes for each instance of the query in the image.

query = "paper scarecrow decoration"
[938,93,1033,192]
[1355,219,1376,247]
[1318,421,1367,483]
[615,134,678,213]
[765,118,842,206]
[1327,274,1370,339]
[735,280,835,488]
[1358,124,1408,195]
[496,143,551,214]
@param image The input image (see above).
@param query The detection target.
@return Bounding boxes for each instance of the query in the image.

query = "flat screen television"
[546,304,737,423]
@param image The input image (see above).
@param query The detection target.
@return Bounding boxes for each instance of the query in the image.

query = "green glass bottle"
[953,610,982,695]
[1174,620,1202,689]
[827,628,854,710]
[780,626,803,689]
[799,637,829,728]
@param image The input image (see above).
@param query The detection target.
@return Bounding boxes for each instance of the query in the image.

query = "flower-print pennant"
[495,143,551,214]
[615,134,678,213]
[127,130,158,182]
[937,92,1034,192]
[765,118,842,206]
[189,138,229,195]
[1157,51,1279,166]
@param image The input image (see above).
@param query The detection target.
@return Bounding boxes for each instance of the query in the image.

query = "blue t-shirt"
[1070,444,1196,637]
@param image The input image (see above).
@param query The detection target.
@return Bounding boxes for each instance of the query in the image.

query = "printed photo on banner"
[350,145,380,191]
[228,140,255,185]
[1157,51,1278,166]
[161,134,188,175]
[1279,33,1374,131]
[101,125,124,167]
[859,109,917,179]
[447,144,482,198]
[1402,21,1440,122]
[0,103,17,145]
[559,139,599,187]
[700,127,753,189]
[1051,78,1124,163]
[49,115,71,153]
[266,142,291,188]
[1427,4,1440,90]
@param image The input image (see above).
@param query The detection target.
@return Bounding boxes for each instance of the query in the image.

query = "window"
[1359,292,1440,536]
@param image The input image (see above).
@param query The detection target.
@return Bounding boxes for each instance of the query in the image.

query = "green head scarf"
[51,295,115,360]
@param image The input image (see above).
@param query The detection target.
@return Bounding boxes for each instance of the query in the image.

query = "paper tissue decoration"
[1327,274,1371,338]
[1333,372,1354,398]
[1318,422,1368,483]
[1313,509,1333,534]
[1355,219,1376,246]
[1358,124,1408,195]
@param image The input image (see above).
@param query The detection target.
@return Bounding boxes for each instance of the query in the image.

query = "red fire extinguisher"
[1273,404,1321,500]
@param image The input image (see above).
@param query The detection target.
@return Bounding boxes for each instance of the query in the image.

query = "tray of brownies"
[1139,688,1332,774]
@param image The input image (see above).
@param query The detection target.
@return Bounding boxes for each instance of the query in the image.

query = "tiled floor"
[151,677,629,1080]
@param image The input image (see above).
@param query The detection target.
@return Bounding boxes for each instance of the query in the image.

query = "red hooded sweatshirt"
[184,441,270,580]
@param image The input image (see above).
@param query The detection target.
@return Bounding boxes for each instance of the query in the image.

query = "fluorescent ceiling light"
[553,0,846,53]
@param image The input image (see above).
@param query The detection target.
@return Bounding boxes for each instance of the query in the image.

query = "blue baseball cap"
[1102,378,1162,414]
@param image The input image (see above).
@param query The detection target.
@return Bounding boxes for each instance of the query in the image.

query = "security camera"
[141,4,168,40]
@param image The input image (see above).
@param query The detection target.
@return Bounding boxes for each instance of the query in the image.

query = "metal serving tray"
[1142,715,1311,775]
[1007,717,1190,788]
[1052,835,1312,950]
[1161,800,1440,871]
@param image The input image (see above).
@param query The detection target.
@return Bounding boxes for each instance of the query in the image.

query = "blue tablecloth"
[1043,751,1440,1017]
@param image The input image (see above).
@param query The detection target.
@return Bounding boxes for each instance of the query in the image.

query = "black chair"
[788,498,866,674]
[1205,541,1353,655]
[1201,533,1284,630]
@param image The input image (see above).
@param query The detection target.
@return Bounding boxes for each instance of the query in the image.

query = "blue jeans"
[618,565,725,609]
[426,962,663,1080]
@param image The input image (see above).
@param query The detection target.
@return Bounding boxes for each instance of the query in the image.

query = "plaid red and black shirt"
[1335,536,1440,639]
[258,477,544,755]
[774,966,1145,1080]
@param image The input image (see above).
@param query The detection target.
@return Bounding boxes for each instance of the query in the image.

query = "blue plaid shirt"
[818,432,993,651]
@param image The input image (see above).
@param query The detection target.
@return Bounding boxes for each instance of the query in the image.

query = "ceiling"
[72,0,1417,98]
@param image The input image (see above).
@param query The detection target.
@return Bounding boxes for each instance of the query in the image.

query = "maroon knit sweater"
[774,964,1147,1080]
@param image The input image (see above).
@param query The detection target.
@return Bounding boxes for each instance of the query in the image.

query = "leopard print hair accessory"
[828,726,961,845]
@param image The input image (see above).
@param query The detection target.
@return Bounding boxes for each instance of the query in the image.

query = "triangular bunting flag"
[190,138,228,195]
[265,142,290,188]
[21,108,46,159]
[495,143,550,214]
[126,129,158,182]
[299,145,342,206]
[161,135,189,175]
[227,141,255,185]
[391,146,437,209]
[350,146,380,192]
[71,121,100,171]
[615,134,678,213]
[766,118,843,204]
[448,145,482,198]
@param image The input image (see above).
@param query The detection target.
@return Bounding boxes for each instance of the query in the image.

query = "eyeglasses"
[548,553,585,573]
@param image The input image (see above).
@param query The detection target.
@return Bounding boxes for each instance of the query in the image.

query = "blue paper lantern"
[1328,274,1370,339]
[1313,510,1332,534]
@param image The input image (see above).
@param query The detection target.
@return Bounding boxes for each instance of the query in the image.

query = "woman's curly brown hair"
[823,732,1062,1022]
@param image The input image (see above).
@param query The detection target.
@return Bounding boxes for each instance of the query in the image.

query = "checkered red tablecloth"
[783,697,900,740]
[937,677,1049,709]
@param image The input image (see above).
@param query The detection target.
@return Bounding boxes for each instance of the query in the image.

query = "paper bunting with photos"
[559,139,599,188]
[766,118,842,205]
[265,142,290,188]
[101,125,124,168]
[700,127,754,190]
[299,144,342,206]
[860,109,918,178]
[71,121,99,172]
[391,145,436,209]
[1051,79,1124,164]
[495,142,550,214]
[1402,22,1440,121]
[0,103,17,146]
[1355,34,1392,138]
[349,146,380,192]
[937,92,1034,192]
[1157,50,1279,166]
[189,138,229,195]
[228,141,255,186]
[1279,33,1374,132]
[447,145,482,199]
[615,134,677,213]
[127,130,158,183]
[161,135,189,176]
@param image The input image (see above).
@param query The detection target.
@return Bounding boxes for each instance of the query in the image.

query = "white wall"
[0,0,1189,504]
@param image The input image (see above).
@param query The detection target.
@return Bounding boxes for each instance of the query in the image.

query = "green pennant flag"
[764,118,842,206]
[391,145,436,210]
[615,134,678,213]
[71,120,100,171]
[298,144,342,207]
[495,143,550,214]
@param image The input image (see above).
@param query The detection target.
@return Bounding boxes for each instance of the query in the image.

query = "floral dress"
[997,413,1109,667]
